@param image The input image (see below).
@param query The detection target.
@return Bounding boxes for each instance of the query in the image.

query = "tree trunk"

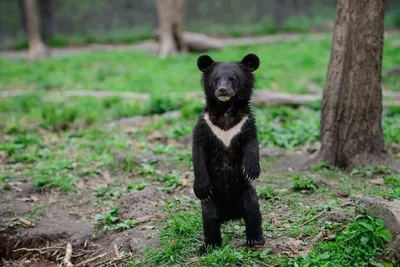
[274,0,287,28]
[38,0,53,42]
[156,0,188,58]
[24,0,49,60]
[19,0,54,42]
[317,0,396,169]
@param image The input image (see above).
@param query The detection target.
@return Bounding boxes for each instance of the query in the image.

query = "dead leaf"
[370,178,384,186]
[30,195,39,202]
[179,178,188,187]
[340,201,352,207]
[0,151,7,163]
[147,131,162,141]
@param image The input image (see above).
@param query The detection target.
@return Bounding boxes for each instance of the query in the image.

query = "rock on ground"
[355,197,400,237]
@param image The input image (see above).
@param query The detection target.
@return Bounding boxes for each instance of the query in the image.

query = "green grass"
[292,214,393,267]
[1,34,399,95]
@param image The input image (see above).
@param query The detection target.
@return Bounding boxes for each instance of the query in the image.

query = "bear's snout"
[215,80,235,102]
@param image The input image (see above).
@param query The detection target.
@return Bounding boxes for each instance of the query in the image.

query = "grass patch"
[1,35,399,95]
[292,214,393,267]
[292,175,318,192]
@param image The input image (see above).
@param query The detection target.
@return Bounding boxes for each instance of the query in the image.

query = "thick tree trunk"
[317,0,395,169]
[24,0,49,60]
[19,0,53,42]
[156,0,188,58]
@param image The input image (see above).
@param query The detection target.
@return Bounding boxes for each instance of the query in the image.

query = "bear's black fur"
[192,53,265,255]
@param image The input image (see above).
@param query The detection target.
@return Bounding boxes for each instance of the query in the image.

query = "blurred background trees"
[1,0,398,53]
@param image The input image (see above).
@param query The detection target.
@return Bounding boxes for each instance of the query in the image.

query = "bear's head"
[197,54,260,105]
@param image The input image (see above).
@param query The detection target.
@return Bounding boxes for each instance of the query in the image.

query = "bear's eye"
[229,77,237,83]
[213,77,220,84]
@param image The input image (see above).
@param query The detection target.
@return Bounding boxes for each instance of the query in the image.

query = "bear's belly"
[208,147,246,201]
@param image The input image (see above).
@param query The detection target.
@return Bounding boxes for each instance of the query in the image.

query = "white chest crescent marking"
[204,113,248,147]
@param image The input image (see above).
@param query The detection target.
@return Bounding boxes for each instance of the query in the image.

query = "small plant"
[292,175,318,191]
[258,185,278,200]
[138,163,156,175]
[94,186,123,200]
[158,172,182,193]
[293,214,392,267]
[127,182,147,192]
[94,207,135,231]
[384,174,400,199]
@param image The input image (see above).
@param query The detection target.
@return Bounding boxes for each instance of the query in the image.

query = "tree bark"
[156,0,188,58]
[19,0,54,42]
[317,0,396,169]
[24,0,49,60]
[38,0,53,42]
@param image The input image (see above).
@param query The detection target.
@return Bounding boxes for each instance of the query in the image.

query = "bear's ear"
[241,54,260,72]
[197,55,214,72]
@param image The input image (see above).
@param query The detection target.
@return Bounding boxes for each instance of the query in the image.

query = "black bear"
[192,53,265,255]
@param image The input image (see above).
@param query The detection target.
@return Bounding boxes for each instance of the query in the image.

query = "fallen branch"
[13,246,65,253]
[154,30,223,52]
[75,252,108,267]
[62,243,73,267]
[113,244,120,259]
[18,217,35,228]
[300,209,326,226]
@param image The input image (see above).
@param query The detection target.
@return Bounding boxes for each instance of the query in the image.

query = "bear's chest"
[203,113,247,148]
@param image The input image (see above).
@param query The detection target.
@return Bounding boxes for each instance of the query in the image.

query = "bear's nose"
[218,88,227,95]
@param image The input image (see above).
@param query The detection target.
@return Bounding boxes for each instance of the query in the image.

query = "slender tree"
[155,0,188,58]
[24,0,49,60]
[316,0,396,169]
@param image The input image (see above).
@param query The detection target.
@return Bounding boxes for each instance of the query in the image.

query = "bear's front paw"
[242,162,260,181]
[194,181,212,202]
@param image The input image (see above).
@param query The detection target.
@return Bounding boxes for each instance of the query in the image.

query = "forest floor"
[0,33,400,266]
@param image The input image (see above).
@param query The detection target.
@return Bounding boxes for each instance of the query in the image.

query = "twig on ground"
[18,217,35,228]
[75,252,108,267]
[13,246,65,253]
[113,244,120,259]
[62,243,73,267]
[300,209,326,226]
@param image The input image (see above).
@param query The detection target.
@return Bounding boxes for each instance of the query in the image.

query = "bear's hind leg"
[242,186,265,246]
[199,201,222,255]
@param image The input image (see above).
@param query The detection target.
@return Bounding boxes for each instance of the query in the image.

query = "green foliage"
[94,207,135,231]
[310,161,340,173]
[384,173,400,199]
[293,214,393,267]
[1,35,398,96]
[350,165,394,178]
[127,182,147,192]
[292,175,318,191]
[33,160,78,191]
[157,172,183,193]
[255,106,320,150]
[258,185,278,200]
[143,213,202,265]
[199,246,271,266]
[94,186,123,200]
